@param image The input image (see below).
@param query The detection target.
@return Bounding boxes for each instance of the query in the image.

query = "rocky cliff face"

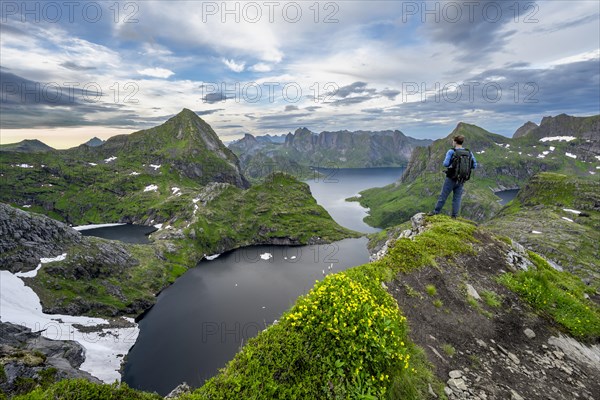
[513,114,600,162]
[0,203,136,275]
[0,204,82,273]
[283,128,431,162]
[229,128,432,176]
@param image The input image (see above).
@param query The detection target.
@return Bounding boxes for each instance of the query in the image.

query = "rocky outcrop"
[83,137,105,147]
[0,322,100,397]
[0,203,137,276]
[71,109,250,189]
[514,114,600,162]
[0,203,82,273]
[283,128,432,166]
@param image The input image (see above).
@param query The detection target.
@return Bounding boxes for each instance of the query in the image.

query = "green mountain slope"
[357,115,600,228]
[485,172,600,290]
[0,109,251,224]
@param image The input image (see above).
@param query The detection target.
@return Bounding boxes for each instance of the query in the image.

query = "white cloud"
[222,59,246,73]
[250,63,272,72]
[137,68,175,78]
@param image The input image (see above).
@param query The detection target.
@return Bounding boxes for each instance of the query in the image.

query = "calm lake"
[83,168,515,395]
[305,167,405,233]
[80,224,156,244]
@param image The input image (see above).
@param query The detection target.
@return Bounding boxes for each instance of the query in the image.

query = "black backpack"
[448,148,473,183]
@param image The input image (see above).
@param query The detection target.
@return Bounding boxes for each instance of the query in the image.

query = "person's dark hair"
[453,135,465,145]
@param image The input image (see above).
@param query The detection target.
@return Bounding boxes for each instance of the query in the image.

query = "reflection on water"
[306,167,404,233]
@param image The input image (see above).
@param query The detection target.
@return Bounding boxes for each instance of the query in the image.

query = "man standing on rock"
[430,135,477,218]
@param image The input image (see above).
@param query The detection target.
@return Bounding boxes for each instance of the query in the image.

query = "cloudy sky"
[1,0,599,147]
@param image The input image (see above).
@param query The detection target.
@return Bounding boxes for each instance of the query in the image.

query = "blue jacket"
[443,148,477,169]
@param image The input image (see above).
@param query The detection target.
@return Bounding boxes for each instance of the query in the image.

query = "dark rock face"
[516,114,600,162]
[283,128,431,162]
[230,128,432,172]
[0,203,82,273]
[0,322,100,396]
[513,121,538,138]
[83,137,105,147]
[0,203,138,276]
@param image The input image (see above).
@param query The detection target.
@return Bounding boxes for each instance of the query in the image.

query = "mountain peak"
[0,139,54,153]
[294,127,313,136]
[84,137,105,147]
[170,108,202,122]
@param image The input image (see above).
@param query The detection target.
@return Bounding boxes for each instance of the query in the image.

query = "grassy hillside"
[0,109,248,225]
[486,172,600,290]
[1,110,359,318]
[357,117,599,228]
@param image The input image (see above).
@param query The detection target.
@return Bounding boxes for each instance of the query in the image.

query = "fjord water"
[305,167,405,233]
[80,224,156,244]
[122,239,369,395]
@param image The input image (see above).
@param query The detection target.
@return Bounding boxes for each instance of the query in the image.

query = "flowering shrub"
[285,273,410,398]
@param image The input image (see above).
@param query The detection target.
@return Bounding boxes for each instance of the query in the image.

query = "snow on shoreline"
[73,223,126,231]
[1,268,139,383]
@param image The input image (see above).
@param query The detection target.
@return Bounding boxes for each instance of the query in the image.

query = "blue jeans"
[434,177,464,217]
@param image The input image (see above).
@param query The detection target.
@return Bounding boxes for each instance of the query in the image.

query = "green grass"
[425,285,437,296]
[441,344,456,357]
[432,299,443,308]
[13,173,357,319]
[480,290,502,308]
[355,121,598,228]
[498,251,600,341]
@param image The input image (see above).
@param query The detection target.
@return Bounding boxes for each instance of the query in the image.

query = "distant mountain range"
[229,128,433,179]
